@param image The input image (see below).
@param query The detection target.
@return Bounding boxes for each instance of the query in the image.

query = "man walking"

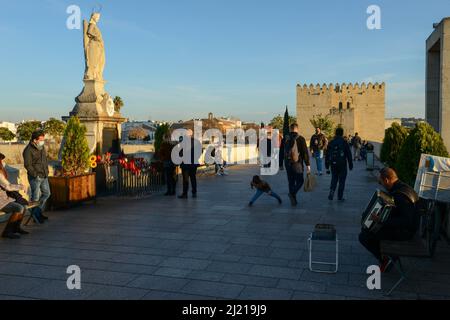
[285,124,311,206]
[310,127,328,176]
[178,130,202,199]
[352,132,362,161]
[325,127,353,201]
[23,130,51,223]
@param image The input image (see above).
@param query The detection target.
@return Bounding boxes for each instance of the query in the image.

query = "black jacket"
[285,133,310,168]
[384,180,420,234]
[180,137,203,168]
[325,136,353,170]
[23,142,49,178]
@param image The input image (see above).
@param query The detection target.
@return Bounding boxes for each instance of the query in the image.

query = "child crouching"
[249,175,282,207]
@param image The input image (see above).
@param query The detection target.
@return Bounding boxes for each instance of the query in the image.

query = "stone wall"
[297,83,386,143]
[0,143,26,165]
[122,144,155,155]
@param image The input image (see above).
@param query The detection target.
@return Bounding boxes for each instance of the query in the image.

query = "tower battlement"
[296,82,385,95]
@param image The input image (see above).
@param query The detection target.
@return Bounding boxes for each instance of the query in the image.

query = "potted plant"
[48,116,96,209]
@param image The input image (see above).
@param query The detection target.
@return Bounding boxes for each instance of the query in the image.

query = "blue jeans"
[250,189,281,204]
[286,163,304,196]
[28,176,51,216]
[313,150,324,173]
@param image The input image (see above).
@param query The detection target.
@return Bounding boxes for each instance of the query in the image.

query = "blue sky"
[0,0,449,123]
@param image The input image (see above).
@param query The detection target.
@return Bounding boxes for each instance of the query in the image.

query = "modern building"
[426,17,450,151]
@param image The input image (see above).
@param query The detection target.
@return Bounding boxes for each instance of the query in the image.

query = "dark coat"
[384,181,420,234]
[325,136,353,170]
[285,132,310,169]
[23,142,49,178]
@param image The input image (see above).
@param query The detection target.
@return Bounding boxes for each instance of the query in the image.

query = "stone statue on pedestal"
[64,10,125,155]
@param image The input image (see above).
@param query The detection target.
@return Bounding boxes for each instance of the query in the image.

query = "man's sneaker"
[178,194,188,199]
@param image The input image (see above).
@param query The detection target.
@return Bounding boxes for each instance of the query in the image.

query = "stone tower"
[296,82,386,143]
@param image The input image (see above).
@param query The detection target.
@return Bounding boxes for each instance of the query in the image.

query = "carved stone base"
[63,80,126,154]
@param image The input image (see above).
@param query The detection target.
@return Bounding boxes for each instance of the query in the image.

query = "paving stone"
[180,280,244,299]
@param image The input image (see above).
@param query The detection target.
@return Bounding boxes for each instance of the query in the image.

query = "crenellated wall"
[296,82,386,142]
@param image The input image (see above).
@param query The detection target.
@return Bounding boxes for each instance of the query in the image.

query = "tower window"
[339,102,343,111]
[347,102,351,109]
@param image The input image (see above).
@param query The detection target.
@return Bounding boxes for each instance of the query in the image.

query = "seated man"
[359,167,420,272]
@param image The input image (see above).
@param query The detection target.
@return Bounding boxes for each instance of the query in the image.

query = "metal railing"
[96,164,164,197]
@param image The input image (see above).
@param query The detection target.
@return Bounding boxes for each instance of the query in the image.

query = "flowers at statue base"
[117,154,157,176]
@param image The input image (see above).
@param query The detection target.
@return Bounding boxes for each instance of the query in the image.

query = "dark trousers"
[181,165,198,195]
[359,228,414,262]
[330,166,347,200]
[164,165,177,194]
[286,164,304,196]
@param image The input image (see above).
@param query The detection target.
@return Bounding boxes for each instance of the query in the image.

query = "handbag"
[304,173,316,192]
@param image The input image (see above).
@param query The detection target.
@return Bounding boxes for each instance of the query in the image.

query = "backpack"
[289,139,300,163]
[329,141,346,167]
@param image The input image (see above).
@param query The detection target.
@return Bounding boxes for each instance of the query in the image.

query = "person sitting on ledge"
[359,167,420,272]
[0,153,30,239]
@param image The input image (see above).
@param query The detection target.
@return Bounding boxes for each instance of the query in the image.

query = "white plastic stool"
[308,224,339,274]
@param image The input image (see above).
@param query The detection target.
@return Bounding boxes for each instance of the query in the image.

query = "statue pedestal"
[63,79,126,154]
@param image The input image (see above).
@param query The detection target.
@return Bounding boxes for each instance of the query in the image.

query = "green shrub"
[154,123,170,153]
[396,122,449,186]
[380,123,409,168]
[61,116,91,177]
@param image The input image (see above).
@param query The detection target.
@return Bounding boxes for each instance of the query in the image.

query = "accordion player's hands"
[370,213,381,223]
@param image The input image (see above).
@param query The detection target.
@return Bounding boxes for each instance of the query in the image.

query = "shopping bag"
[304,173,316,192]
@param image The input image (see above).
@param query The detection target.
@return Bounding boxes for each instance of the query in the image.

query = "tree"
[44,118,66,139]
[61,116,91,177]
[154,123,170,153]
[283,106,291,138]
[380,122,409,168]
[396,122,449,186]
[310,114,335,138]
[113,96,124,112]
[0,128,16,142]
[16,121,43,141]
[269,113,297,131]
[128,127,149,141]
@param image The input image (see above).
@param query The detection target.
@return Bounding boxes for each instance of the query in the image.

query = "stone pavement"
[0,159,450,300]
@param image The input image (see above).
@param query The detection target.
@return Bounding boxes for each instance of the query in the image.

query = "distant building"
[385,118,402,129]
[121,121,158,144]
[0,122,18,142]
[401,118,425,128]
[171,113,242,134]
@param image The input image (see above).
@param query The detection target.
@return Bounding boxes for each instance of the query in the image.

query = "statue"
[83,12,105,81]
[67,8,125,155]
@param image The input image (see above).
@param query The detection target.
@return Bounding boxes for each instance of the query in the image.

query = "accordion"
[361,190,396,234]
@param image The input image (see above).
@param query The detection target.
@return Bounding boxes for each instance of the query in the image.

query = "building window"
[347,102,351,109]
[339,102,343,111]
